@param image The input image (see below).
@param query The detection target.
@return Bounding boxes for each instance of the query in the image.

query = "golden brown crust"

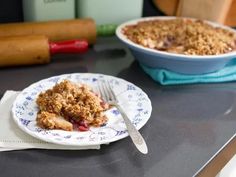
[36,111,73,131]
[123,18,236,55]
[36,80,109,131]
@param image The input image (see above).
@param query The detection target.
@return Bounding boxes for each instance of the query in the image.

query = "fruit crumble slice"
[36,80,109,131]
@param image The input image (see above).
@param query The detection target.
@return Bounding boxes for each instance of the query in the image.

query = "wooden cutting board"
[152,0,179,15]
[153,0,236,26]
[224,0,236,26]
[176,0,233,24]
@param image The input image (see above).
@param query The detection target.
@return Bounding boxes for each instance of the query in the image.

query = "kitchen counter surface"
[0,37,236,177]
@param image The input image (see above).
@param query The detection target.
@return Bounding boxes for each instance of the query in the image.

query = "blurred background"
[0,0,163,23]
[0,0,235,26]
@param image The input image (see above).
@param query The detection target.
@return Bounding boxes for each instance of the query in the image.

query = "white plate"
[12,73,152,146]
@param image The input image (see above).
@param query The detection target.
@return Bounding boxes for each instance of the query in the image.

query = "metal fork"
[98,80,148,154]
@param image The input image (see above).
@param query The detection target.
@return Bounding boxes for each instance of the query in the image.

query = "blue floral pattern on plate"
[11,73,152,146]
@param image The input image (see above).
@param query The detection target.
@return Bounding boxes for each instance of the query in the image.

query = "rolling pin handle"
[49,39,89,55]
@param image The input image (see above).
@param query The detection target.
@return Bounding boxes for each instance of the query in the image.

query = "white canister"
[76,0,143,25]
[23,0,75,22]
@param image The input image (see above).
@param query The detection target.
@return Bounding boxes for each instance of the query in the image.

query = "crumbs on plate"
[36,80,109,131]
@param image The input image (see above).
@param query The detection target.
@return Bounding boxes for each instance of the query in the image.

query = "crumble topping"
[36,80,109,131]
[122,18,236,55]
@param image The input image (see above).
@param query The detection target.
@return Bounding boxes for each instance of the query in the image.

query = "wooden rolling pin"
[0,18,96,44]
[0,35,88,67]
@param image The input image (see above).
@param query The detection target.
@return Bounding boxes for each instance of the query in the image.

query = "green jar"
[76,0,143,25]
[23,0,75,22]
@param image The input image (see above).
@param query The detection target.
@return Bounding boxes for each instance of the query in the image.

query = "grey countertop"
[0,37,236,177]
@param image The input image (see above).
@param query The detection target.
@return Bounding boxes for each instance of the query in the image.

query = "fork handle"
[115,104,148,154]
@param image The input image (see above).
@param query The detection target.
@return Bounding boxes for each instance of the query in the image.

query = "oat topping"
[36,80,109,131]
[123,18,236,55]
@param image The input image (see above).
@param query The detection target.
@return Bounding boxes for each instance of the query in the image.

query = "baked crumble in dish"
[122,18,236,55]
[36,80,109,131]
